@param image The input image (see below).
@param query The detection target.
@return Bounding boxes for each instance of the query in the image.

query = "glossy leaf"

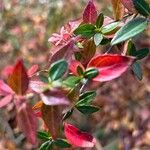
[49,59,68,81]
[132,61,143,80]
[127,40,137,56]
[111,0,125,20]
[83,0,97,24]
[96,13,104,28]
[87,54,135,82]
[7,59,29,95]
[54,138,71,148]
[40,89,69,106]
[94,33,103,46]
[127,41,149,59]
[76,91,96,106]
[64,123,96,147]
[111,17,148,45]
[63,76,81,88]
[101,22,120,35]
[76,105,99,115]
[136,48,149,60]
[74,24,96,38]
[40,141,53,150]
[15,98,37,144]
[37,131,51,141]
[84,68,99,80]
[133,0,150,16]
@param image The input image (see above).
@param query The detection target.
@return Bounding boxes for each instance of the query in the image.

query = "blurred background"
[0,0,150,149]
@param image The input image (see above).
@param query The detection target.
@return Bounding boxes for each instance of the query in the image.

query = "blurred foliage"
[0,0,150,150]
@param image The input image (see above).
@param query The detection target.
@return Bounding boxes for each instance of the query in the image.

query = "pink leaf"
[29,80,46,93]
[15,97,37,144]
[48,19,81,46]
[0,95,13,108]
[83,0,97,24]
[0,80,14,96]
[64,123,96,148]
[7,59,29,95]
[121,0,135,12]
[49,40,75,64]
[27,65,39,77]
[40,89,70,106]
[87,54,135,82]
[69,60,85,76]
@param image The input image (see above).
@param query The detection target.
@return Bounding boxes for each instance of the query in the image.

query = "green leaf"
[74,24,96,38]
[76,91,96,106]
[96,13,104,28]
[94,33,103,46]
[54,139,71,148]
[133,0,150,16]
[77,66,84,76]
[127,40,137,56]
[127,41,149,59]
[100,38,111,45]
[63,76,81,88]
[132,61,143,80]
[37,131,51,141]
[49,59,68,81]
[63,108,74,120]
[39,74,49,83]
[76,105,99,115]
[40,141,53,150]
[101,22,119,35]
[111,17,148,45]
[84,67,99,80]
[136,48,149,60]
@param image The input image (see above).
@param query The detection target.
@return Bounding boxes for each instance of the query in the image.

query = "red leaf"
[87,54,135,82]
[0,95,13,108]
[27,65,39,77]
[40,89,70,106]
[0,80,14,96]
[69,60,85,76]
[64,123,96,148]
[7,59,29,95]
[15,97,37,144]
[83,0,97,24]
